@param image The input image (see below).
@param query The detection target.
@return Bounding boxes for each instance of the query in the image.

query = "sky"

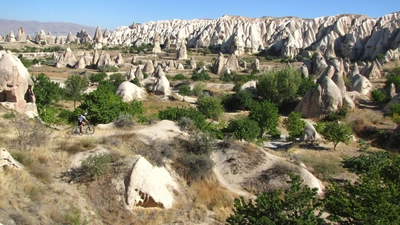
[1,0,399,31]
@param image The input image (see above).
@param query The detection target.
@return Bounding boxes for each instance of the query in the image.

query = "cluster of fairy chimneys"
[0,26,111,47]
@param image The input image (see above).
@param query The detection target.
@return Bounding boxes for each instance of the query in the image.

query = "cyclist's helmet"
[84,112,87,116]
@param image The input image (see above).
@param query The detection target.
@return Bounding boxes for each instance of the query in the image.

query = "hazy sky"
[1,0,399,30]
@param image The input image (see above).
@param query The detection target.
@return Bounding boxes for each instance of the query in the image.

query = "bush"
[158,106,207,130]
[89,72,107,83]
[81,153,112,181]
[249,101,280,138]
[192,82,205,96]
[224,117,260,141]
[257,66,302,106]
[113,112,135,128]
[325,152,400,224]
[297,75,317,97]
[371,89,388,103]
[197,96,224,120]
[384,66,400,89]
[13,117,50,148]
[320,122,353,150]
[221,90,255,111]
[192,70,211,81]
[79,82,144,124]
[173,74,186,80]
[283,112,306,142]
[227,174,324,225]
[387,103,400,117]
[178,85,192,96]
[323,108,349,122]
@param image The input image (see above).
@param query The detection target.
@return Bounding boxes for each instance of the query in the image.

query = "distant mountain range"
[0,19,97,37]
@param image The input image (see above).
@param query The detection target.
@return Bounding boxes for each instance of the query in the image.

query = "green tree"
[227,174,324,225]
[224,117,260,141]
[257,66,302,105]
[197,96,224,120]
[222,90,255,111]
[178,85,192,96]
[320,122,352,150]
[248,101,280,137]
[32,73,64,109]
[384,66,400,89]
[64,75,88,108]
[283,112,306,142]
[325,152,400,224]
[78,82,144,124]
[89,72,107,83]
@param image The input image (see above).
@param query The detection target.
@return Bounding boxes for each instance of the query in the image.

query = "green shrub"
[81,153,112,181]
[158,106,207,130]
[297,75,317,97]
[221,90,255,111]
[249,101,280,138]
[89,72,107,83]
[371,89,388,103]
[257,66,302,105]
[384,66,400,89]
[173,74,186,80]
[283,112,306,142]
[387,103,400,117]
[191,82,205,96]
[224,117,260,141]
[178,85,192,96]
[323,108,349,122]
[192,70,211,81]
[320,122,353,150]
[227,174,324,225]
[197,96,224,120]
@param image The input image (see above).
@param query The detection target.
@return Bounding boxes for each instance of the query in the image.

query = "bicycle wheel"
[72,126,80,135]
[85,125,95,135]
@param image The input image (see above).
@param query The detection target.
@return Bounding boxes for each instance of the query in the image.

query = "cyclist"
[78,112,89,135]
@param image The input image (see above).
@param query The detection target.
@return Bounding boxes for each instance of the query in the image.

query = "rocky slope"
[106,12,400,61]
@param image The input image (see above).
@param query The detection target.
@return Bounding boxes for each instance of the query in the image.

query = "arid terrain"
[1,14,399,224]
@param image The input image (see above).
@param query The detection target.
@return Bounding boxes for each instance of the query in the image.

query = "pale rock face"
[5,31,16,42]
[0,52,37,114]
[116,81,147,101]
[46,32,54,44]
[115,53,124,65]
[125,156,179,209]
[301,122,321,142]
[225,53,240,73]
[96,51,113,68]
[252,58,260,71]
[93,26,104,49]
[134,66,144,80]
[389,83,396,99]
[213,52,226,75]
[152,33,162,54]
[106,12,400,60]
[126,66,136,81]
[1,148,24,170]
[240,80,257,92]
[76,29,92,44]
[176,40,188,60]
[56,47,77,68]
[295,76,344,118]
[16,27,26,42]
[350,74,373,95]
[143,60,155,74]
[312,51,328,76]
[176,63,184,70]
[66,32,76,43]
[153,73,171,97]
[360,60,382,79]
[189,57,197,69]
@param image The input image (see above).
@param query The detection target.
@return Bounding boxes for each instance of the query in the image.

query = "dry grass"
[189,176,236,222]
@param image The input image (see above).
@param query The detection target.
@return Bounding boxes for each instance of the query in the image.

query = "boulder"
[350,74,372,95]
[143,60,155,75]
[56,47,77,68]
[176,40,187,60]
[126,156,179,209]
[0,52,37,114]
[301,122,322,142]
[116,81,147,101]
[134,66,144,80]
[189,57,197,69]
[16,27,26,42]
[5,31,16,42]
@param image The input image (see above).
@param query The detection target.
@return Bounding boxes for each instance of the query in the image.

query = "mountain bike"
[72,123,95,135]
